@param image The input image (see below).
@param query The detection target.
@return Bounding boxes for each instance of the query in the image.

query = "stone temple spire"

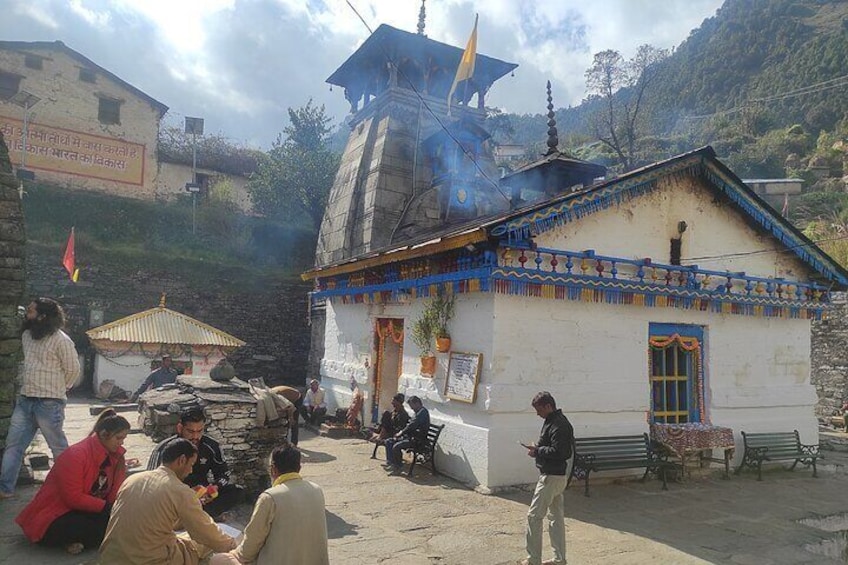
[545,80,559,156]
[417,0,426,36]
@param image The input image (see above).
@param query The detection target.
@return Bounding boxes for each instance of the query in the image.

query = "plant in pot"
[432,292,455,353]
[411,307,437,375]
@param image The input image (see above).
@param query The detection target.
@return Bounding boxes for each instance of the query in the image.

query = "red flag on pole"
[62,227,79,282]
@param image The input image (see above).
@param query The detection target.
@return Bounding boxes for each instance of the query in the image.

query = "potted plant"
[411,307,437,375]
[433,292,455,353]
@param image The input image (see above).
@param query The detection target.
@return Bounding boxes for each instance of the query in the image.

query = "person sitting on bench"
[366,393,410,444]
[383,396,429,474]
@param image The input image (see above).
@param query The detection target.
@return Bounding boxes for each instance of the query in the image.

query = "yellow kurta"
[232,473,329,565]
[99,466,236,564]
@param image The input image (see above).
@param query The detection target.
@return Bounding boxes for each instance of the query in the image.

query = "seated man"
[300,379,327,426]
[384,396,430,474]
[366,393,410,444]
[100,438,237,564]
[210,445,329,565]
[131,355,178,401]
[147,408,244,520]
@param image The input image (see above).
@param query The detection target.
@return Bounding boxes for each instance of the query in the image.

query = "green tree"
[248,100,340,229]
[584,45,669,171]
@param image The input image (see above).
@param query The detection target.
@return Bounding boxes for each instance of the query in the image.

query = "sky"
[1,0,725,149]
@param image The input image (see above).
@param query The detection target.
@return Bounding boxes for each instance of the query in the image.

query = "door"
[648,323,704,424]
[373,319,404,423]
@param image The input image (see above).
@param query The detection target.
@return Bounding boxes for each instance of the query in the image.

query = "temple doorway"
[373,319,404,423]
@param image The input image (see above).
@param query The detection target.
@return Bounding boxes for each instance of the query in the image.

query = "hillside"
[495,0,848,162]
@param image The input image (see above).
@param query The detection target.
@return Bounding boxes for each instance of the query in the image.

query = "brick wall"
[26,246,312,392]
[811,292,848,420]
[0,132,26,448]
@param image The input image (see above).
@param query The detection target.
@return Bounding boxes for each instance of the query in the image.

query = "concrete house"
[303,22,848,491]
[0,40,254,210]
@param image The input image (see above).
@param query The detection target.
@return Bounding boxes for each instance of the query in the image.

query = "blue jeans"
[384,437,413,467]
[0,396,69,494]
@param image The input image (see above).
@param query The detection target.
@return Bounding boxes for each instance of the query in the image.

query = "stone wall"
[0,132,25,448]
[812,292,848,420]
[26,246,312,390]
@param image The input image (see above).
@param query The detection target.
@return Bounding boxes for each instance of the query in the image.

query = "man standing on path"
[210,445,329,565]
[384,396,429,474]
[101,438,237,564]
[131,354,178,401]
[0,298,80,499]
[519,391,574,565]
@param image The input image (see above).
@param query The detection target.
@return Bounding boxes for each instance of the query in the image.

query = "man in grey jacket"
[519,391,574,565]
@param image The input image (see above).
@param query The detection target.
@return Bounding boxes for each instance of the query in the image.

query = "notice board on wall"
[444,352,482,403]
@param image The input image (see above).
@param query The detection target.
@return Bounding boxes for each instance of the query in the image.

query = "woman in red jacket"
[16,408,130,554]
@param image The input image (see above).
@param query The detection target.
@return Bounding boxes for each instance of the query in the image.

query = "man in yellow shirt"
[210,445,329,565]
[100,438,237,564]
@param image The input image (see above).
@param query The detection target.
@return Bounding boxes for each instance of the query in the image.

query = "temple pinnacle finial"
[545,80,559,156]
[159,293,166,308]
[417,0,426,36]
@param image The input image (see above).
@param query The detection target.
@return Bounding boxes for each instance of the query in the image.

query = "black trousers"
[290,396,303,446]
[40,509,110,549]
[203,484,244,519]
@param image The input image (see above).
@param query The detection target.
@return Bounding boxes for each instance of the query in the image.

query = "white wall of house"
[318,175,822,490]
[156,161,253,214]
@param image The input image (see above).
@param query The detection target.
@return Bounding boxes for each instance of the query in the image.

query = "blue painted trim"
[487,153,848,288]
[312,267,494,300]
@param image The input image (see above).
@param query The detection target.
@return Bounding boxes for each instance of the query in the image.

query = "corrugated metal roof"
[86,307,245,347]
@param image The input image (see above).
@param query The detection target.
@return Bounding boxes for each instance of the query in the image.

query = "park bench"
[569,433,668,496]
[371,423,445,477]
[734,430,819,481]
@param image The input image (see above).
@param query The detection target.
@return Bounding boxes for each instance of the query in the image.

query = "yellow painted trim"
[301,229,488,281]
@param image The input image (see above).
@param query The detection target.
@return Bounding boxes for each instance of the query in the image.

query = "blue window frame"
[649,323,704,424]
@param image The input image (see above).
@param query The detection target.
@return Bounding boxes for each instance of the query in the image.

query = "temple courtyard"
[3,399,848,564]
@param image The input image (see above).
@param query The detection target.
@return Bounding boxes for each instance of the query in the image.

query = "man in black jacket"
[520,391,574,565]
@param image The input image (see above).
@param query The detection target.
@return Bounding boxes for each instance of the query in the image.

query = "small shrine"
[86,295,245,398]
[137,375,288,494]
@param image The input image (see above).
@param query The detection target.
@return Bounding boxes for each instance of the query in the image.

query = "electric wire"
[684,233,848,263]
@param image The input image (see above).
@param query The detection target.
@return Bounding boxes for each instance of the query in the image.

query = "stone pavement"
[3,399,848,564]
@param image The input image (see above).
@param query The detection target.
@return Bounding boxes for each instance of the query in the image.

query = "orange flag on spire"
[62,227,79,283]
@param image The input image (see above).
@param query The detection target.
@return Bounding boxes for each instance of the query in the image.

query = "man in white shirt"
[300,379,327,425]
[0,298,80,498]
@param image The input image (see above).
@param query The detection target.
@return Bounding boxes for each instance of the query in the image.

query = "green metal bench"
[371,423,445,477]
[569,433,668,496]
[735,430,819,480]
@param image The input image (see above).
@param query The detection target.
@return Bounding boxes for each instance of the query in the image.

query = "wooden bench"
[569,433,668,496]
[734,430,819,481]
[371,423,445,477]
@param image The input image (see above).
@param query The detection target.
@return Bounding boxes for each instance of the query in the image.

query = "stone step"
[819,428,848,452]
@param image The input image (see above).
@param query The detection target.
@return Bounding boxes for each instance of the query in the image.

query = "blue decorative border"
[488,152,848,287]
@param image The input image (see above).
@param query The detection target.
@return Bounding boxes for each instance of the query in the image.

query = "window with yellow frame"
[648,323,705,424]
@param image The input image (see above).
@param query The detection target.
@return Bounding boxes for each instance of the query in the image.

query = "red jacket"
[16,434,126,542]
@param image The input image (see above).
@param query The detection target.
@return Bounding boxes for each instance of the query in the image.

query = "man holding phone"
[519,391,574,565]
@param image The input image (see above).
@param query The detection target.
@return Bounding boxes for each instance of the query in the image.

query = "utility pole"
[184,117,204,234]
[10,91,40,197]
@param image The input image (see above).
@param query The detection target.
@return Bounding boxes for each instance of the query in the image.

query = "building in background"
[0,40,254,211]
[86,297,245,396]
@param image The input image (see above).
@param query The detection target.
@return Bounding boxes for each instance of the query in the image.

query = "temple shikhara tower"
[315,20,517,266]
